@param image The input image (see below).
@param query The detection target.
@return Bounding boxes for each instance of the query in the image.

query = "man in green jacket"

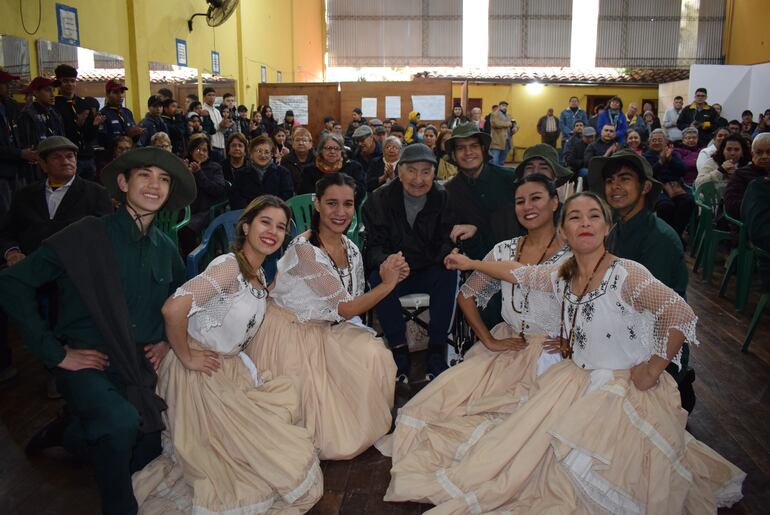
[588,150,695,411]
[0,147,196,514]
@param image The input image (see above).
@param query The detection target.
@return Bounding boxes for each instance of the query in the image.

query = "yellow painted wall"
[724,0,770,65]
[453,82,659,159]
[0,0,325,113]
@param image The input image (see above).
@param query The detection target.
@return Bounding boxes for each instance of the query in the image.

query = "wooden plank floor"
[0,262,768,514]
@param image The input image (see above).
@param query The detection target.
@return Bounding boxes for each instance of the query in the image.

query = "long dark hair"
[232,195,292,281]
[513,173,559,226]
[309,173,357,247]
[714,134,751,167]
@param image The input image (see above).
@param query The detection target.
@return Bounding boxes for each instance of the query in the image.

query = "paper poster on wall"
[176,39,187,67]
[411,95,445,120]
[56,3,80,46]
[361,97,378,118]
[269,95,309,124]
[385,96,401,119]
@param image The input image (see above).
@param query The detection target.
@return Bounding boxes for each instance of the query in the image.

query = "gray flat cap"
[352,125,373,140]
[399,143,437,165]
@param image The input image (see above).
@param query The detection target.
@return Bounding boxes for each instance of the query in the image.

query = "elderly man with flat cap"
[0,146,196,515]
[364,143,459,383]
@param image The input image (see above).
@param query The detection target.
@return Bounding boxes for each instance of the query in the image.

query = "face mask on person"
[416,133,425,142]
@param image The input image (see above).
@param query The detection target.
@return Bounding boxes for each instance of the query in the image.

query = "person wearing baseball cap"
[586,149,695,411]
[364,143,458,383]
[54,64,103,181]
[138,95,169,147]
[98,79,143,153]
[15,76,65,182]
[0,145,196,514]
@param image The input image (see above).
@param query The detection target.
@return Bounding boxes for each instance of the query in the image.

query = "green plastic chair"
[286,193,315,233]
[742,247,770,352]
[692,182,730,281]
[208,180,232,222]
[155,205,191,248]
[718,213,754,312]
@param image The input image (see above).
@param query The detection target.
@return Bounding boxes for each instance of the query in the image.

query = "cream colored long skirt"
[132,340,322,514]
[246,302,397,460]
[386,360,745,514]
[378,324,552,462]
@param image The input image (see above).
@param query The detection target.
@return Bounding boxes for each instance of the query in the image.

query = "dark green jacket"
[608,208,688,298]
[445,163,522,260]
[0,207,185,368]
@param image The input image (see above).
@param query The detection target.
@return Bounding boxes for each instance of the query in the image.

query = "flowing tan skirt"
[378,324,551,462]
[385,360,745,514]
[132,340,323,514]
[245,301,397,460]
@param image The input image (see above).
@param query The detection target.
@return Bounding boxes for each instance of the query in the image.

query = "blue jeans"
[489,148,507,166]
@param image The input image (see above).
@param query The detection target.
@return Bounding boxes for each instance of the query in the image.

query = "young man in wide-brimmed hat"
[0,147,196,514]
[587,149,695,412]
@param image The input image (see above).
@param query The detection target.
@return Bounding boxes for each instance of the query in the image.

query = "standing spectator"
[319,115,335,140]
[489,101,515,166]
[724,133,770,219]
[536,108,560,148]
[346,107,365,138]
[694,133,750,194]
[99,79,142,153]
[597,96,628,144]
[15,77,65,183]
[53,65,102,181]
[740,110,757,140]
[584,124,620,165]
[674,127,702,185]
[728,119,742,135]
[588,103,605,130]
[367,135,402,191]
[677,87,718,147]
[626,102,641,130]
[644,129,694,237]
[404,111,420,144]
[178,137,226,255]
[260,105,278,136]
[282,127,315,192]
[236,105,249,133]
[711,103,729,129]
[184,93,198,112]
[0,69,30,210]
[248,110,265,139]
[637,111,661,142]
[138,95,168,147]
[220,93,241,136]
[469,107,482,129]
[663,96,684,142]
[446,103,468,130]
[558,96,589,149]
[201,87,229,163]
[564,125,595,177]
[482,104,498,134]
[364,144,458,382]
[161,98,187,156]
[389,124,405,143]
[187,101,215,137]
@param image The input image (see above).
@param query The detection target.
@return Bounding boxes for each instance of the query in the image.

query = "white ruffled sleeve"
[460,248,502,309]
[172,254,243,330]
[511,262,560,294]
[619,260,698,369]
[284,240,353,320]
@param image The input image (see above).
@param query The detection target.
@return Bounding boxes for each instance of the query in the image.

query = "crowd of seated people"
[0,65,764,514]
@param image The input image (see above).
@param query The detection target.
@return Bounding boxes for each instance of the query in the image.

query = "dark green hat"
[587,150,662,207]
[444,122,491,161]
[101,147,196,212]
[516,144,573,187]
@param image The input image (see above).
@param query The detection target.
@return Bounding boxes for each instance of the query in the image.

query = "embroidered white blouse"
[512,258,698,371]
[271,235,366,323]
[173,253,268,355]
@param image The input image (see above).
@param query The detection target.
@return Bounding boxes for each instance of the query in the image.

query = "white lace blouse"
[271,235,366,323]
[461,237,571,336]
[173,253,268,355]
[512,259,698,370]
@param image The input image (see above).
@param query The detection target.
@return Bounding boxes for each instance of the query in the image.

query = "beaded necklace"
[558,250,607,359]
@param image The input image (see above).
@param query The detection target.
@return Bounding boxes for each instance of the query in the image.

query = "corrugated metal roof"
[413,67,689,84]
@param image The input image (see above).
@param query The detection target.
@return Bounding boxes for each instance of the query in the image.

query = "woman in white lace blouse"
[385,192,745,514]
[246,173,405,460]
[378,173,571,463]
[133,196,322,514]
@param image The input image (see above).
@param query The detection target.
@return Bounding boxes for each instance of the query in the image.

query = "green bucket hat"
[444,122,491,162]
[516,144,573,187]
[101,147,197,212]
[587,150,662,207]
